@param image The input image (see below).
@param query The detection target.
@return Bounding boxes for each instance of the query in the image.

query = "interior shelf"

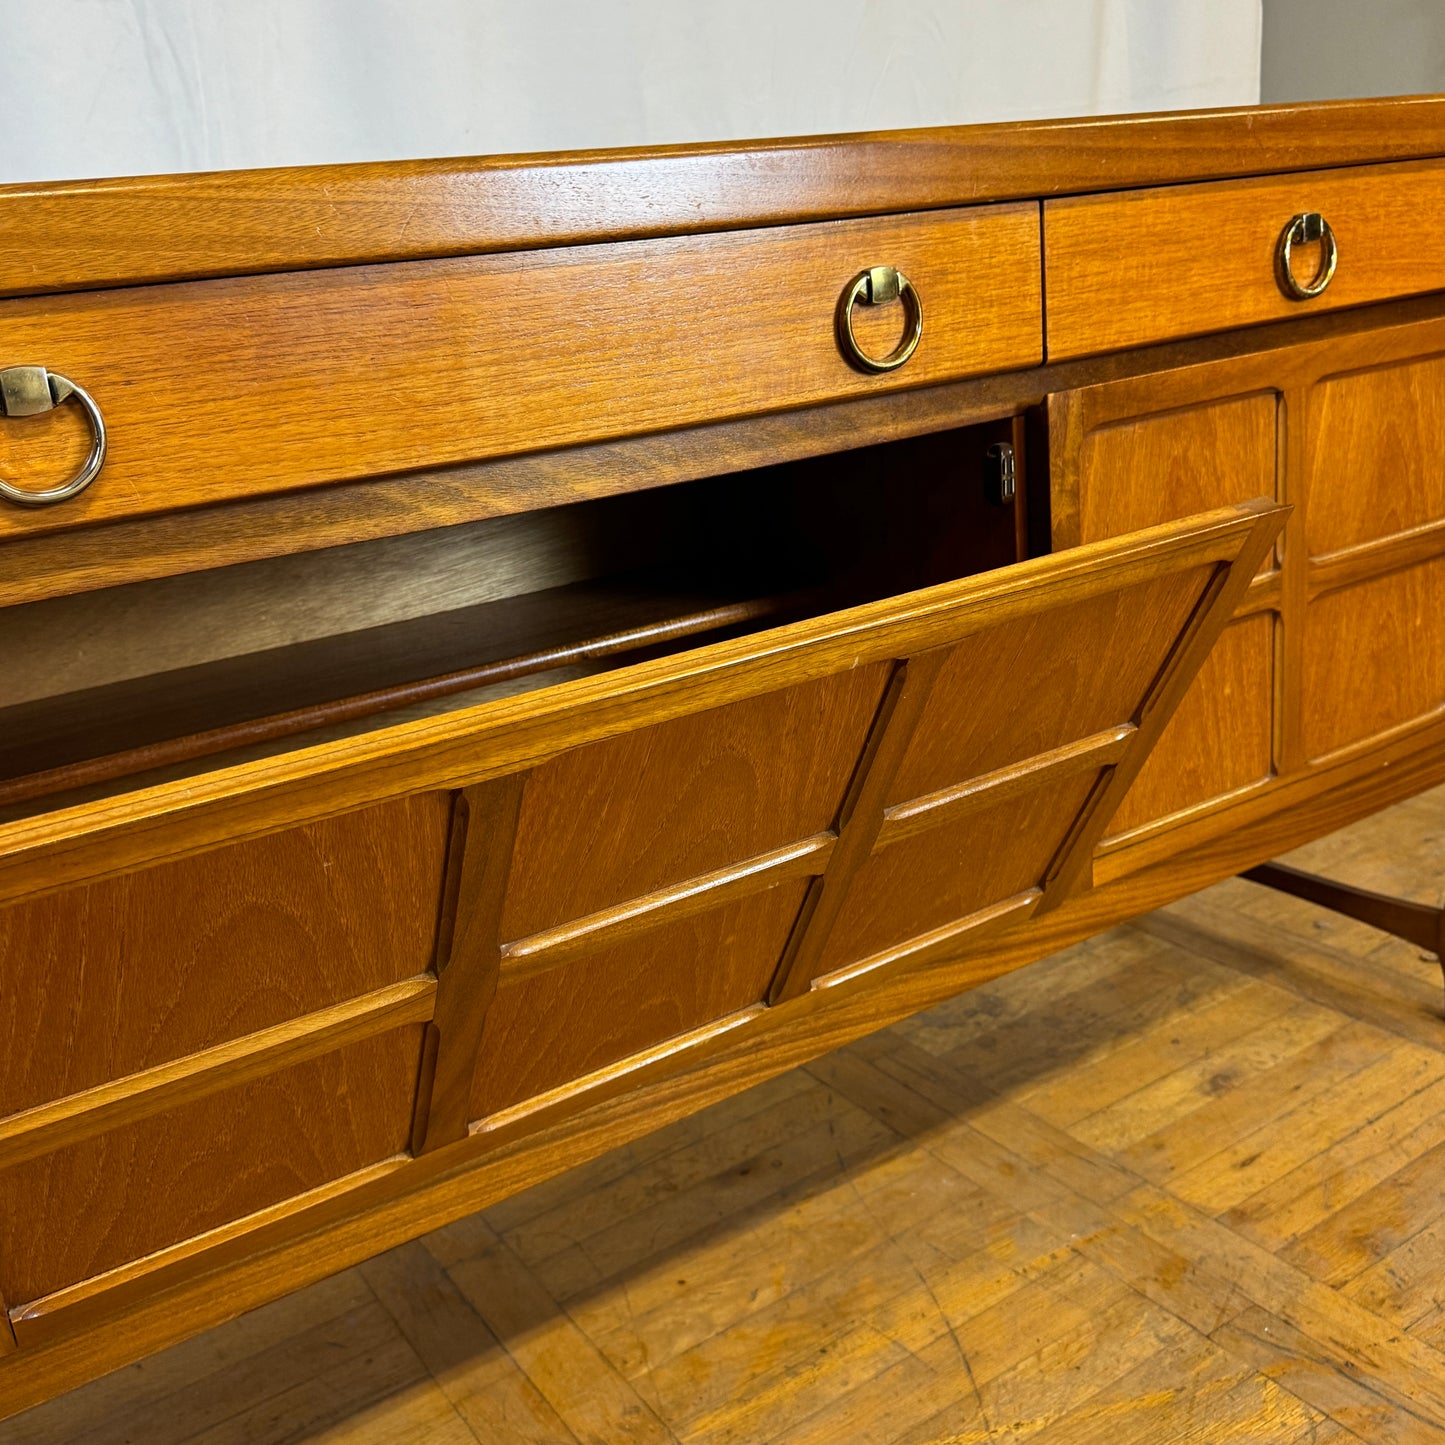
[0,417,1026,815]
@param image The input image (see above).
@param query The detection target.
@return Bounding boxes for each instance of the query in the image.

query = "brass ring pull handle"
[0,366,107,508]
[1276,212,1338,301]
[837,266,923,373]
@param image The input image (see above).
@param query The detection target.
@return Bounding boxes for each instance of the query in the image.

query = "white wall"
[1262,0,1445,101]
[0,0,1262,185]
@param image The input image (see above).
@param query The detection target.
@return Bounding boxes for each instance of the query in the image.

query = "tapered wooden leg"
[1242,861,1445,1008]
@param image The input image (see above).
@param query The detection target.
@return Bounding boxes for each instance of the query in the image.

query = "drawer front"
[0,205,1041,537]
[1045,159,1445,359]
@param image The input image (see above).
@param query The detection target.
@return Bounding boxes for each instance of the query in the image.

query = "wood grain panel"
[501,666,889,939]
[887,568,1210,804]
[768,657,946,1004]
[809,773,1099,979]
[1047,366,1287,850]
[1308,355,1445,557]
[0,793,450,1116]
[1046,159,1445,359]
[503,834,835,978]
[1078,394,1279,547]
[0,976,435,1175]
[1302,558,1445,761]
[0,506,654,708]
[470,884,808,1120]
[4,98,1444,298]
[880,727,1134,846]
[0,1027,422,1309]
[787,507,1278,994]
[0,206,1039,538]
[1106,613,1276,839]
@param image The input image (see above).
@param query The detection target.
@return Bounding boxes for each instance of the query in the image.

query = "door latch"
[984,442,1016,506]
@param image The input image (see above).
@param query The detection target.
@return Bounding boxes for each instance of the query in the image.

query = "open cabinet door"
[423,497,1286,1143]
[0,498,1283,1355]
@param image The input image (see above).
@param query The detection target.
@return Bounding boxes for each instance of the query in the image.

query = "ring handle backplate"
[837,266,924,373]
[1276,212,1338,301]
[0,366,107,508]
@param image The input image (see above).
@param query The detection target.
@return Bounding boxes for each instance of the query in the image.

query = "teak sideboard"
[2,96,1445,1414]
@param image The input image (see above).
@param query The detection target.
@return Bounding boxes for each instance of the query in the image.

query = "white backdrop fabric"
[1,1,1262,185]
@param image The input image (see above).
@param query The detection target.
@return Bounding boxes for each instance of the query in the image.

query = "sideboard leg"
[1242,861,1445,1009]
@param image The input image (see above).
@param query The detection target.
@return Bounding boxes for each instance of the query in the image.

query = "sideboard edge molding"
[3,97,1445,298]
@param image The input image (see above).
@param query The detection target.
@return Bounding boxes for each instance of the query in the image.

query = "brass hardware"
[1276,212,1338,300]
[0,366,106,507]
[837,265,923,373]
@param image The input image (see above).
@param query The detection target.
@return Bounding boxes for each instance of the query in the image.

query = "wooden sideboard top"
[2,96,1444,298]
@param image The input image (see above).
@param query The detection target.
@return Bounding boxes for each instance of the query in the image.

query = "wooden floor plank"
[1221,1072,1445,1251]
[924,945,1247,1100]
[1114,1183,1445,1431]
[1117,1018,1389,1186]
[494,1071,847,1268]
[297,1378,481,1445]
[360,1241,577,1444]
[1282,1136,1445,1286]
[432,1217,679,1445]
[888,927,1217,1062]
[1016,973,1305,1129]
[524,1103,899,1303]
[481,1070,819,1239]
[1064,1000,1342,1156]
[1344,1210,1445,1330]
[0,1269,378,1443]
[15,1298,413,1445]
[1136,893,1445,1053]
[625,1237,953,1429]
[1164,1037,1445,1213]
[573,1144,1014,1384]
[968,1287,1199,1437]
[748,1333,977,1445]
[171,1306,430,1445]
[1212,1304,1442,1445]
[1018,1334,1305,1445]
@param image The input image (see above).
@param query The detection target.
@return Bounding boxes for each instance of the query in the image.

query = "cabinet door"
[0,500,1279,1340]
[1049,307,1445,872]
[1301,351,1445,760]
[414,501,1279,1148]
[1049,368,1282,849]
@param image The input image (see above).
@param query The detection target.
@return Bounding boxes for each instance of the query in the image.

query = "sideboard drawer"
[0,204,1041,537]
[1045,159,1445,359]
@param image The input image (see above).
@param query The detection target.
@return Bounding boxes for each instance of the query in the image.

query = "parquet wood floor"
[10,785,1445,1443]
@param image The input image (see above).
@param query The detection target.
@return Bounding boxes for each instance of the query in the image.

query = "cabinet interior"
[0,417,1026,819]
